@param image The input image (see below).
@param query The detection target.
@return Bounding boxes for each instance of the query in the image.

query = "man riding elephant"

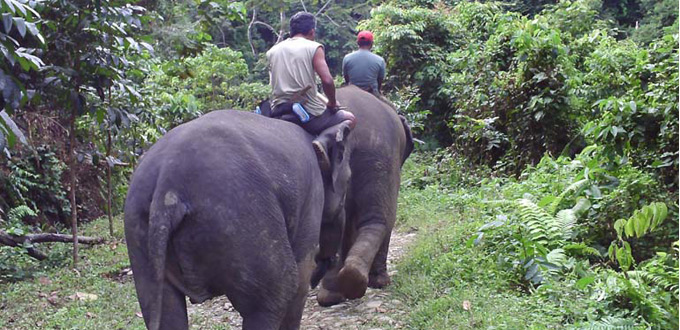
[266,12,356,172]
[342,30,386,96]
[263,11,415,307]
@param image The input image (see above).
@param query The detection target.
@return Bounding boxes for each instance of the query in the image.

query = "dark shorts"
[302,109,355,135]
[271,103,356,135]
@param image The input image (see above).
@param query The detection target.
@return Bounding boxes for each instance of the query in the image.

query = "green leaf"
[629,101,636,112]
[638,212,650,237]
[0,128,5,151]
[538,195,556,207]
[613,219,626,237]
[616,245,632,271]
[96,108,105,125]
[575,276,595,290]
[25,21,43,44]
[624,217,635,238]
[608,241,617,262]
[632,212,644,238]
[13,17,25,37]
[650,202,667,230]
[571,198,591,216]
[2,13,12,32]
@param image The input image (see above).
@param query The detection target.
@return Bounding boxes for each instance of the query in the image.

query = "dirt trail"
[187,231,416,329]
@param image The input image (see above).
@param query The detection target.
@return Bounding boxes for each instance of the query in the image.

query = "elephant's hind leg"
[130,254,188,330]
[230,238,299,330]
[368,232,392,288]
[158,282,188,329]
[279,252,315,330]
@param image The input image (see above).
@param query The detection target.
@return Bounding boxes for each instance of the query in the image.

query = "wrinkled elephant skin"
[124,110,349,330]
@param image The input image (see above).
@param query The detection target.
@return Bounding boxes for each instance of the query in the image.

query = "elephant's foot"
[368,272,391,289]
[337,257,369,299]
[317,286,346,307]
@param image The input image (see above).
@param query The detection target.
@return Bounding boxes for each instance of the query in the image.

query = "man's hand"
[326,100,340,114]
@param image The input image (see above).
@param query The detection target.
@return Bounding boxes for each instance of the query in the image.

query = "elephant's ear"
[330,123,352,193]
[399,114,414,166]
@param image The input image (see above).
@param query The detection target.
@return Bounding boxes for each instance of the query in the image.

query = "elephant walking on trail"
[312,85,414,306]
[124,110,351,330]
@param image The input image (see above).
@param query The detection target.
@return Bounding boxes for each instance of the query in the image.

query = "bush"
[363,0,678,181]
[145,45,270,129]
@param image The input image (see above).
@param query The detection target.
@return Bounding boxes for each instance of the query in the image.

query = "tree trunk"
[68,94,79,268]
[106,128,114,236]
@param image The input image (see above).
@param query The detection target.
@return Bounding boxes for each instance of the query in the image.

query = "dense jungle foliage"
[0,0,677,328]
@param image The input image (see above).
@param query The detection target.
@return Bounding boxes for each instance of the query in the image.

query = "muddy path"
[187,231,416,329]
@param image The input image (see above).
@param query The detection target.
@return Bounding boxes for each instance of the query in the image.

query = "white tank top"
[266,37,328,116]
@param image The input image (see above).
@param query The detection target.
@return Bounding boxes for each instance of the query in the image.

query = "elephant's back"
[336,86,406,163]
[134,110,316,179]
[125,110,321,225]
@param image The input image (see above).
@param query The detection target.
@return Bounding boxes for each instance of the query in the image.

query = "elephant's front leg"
[337,222,387,299]
[311,209,345,289]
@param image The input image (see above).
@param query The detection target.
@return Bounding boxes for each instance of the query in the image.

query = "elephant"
[261,85,414,306]
[124,110,351,330]
[315,85,413,305]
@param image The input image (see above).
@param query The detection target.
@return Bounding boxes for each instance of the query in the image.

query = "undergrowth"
[0,217,145,329]
[393,149,678,329]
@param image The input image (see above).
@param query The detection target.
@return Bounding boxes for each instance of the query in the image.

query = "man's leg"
[303,109,356,134]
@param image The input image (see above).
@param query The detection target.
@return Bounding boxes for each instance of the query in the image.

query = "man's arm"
[312,46,336,108]
[377,59,386,94]
[342,56,350,85]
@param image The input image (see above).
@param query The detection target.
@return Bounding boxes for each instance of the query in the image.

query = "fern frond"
[517,199,572,247]
[575,316,640,330]
[544,248,568,275]
[7,205,37,223]
[628,254,680,297]
[563,242,602,258]
[548,179,589,215]
[555,209,577,240]
[517,198,554,245]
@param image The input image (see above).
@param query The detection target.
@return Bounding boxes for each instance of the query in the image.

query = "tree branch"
[323,13,341,27]
[247,8,258,55]
[0,230,105,261]
[277,10,285,43]
[253,21,279,35]
[315,0,333,17]
[300,0,307,12]
[25,233,105,244]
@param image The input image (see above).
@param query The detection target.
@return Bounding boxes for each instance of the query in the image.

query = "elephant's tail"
[146,190,187,330]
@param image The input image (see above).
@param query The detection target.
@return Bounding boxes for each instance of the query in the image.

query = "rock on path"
[187,231,416,329]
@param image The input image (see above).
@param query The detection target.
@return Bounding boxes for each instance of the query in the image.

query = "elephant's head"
[311,123,352,288]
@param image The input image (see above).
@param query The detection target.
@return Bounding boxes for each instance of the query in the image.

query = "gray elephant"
[124,110,351,330]
[286,85,414,306]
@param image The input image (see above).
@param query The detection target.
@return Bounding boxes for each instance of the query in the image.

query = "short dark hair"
[290,12,316,36]
[358,40,373,47]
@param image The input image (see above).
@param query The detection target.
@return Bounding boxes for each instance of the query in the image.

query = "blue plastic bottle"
[292,103,310,123]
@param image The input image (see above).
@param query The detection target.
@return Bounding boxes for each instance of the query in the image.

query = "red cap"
[357,30,374,43]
